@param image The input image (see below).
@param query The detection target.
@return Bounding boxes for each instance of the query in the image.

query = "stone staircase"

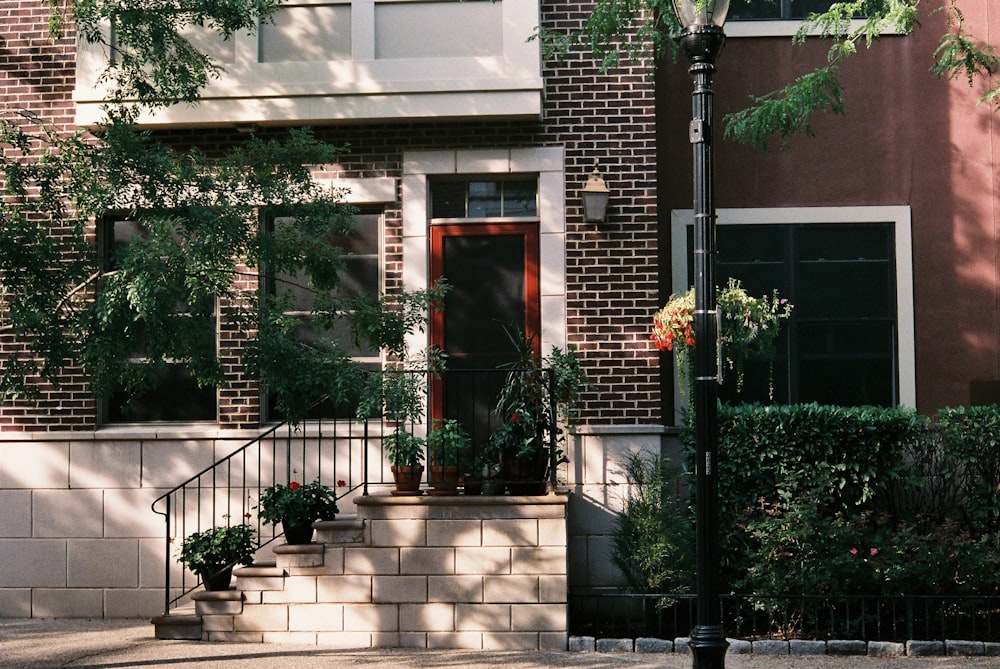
[153,494,570,650]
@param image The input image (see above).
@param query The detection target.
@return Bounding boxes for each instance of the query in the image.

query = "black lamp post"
[672,0,730,667]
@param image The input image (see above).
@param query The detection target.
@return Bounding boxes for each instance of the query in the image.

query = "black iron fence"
[570,589,1000,642]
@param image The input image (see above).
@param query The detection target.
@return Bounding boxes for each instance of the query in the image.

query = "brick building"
[1,0,999,632]
[0,0,660,622]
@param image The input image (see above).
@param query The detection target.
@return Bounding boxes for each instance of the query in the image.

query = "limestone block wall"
[0,425,669,619]
[200,495,570,649]
[564,425,683,590]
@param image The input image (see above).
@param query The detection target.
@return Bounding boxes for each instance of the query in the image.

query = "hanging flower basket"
[652,278,793,398]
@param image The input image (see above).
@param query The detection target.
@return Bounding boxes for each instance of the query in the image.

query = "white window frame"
[401,147,566,358]
[74,0,543,127]
[669,206,916,418]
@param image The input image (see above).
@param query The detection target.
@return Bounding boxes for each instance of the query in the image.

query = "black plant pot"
[200,565,233,591]
[281,519,315,545]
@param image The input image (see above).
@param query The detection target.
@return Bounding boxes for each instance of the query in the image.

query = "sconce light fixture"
[581,160,611,222]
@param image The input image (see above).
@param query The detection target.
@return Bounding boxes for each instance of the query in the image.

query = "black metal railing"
[151,413,378,614]
[570,589,1000,642]
[152,368,560,614]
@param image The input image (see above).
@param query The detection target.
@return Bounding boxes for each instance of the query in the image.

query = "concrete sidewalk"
[2,619,999,669]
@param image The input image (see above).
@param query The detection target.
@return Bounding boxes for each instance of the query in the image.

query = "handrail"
[151,411,375,614]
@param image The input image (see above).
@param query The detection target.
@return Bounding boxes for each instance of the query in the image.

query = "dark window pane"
[331,214,380,255]
[718,224,784,263]
[336,257,379,299]
[729,0,781,20]
[799,359,894,406]
[431,181,469,218]
[430,178,539,219]
[442,234,525,362]
[108,365,216,422]
[701,221,898,407]
[468,181,503,218]
[798,321,894,357]
[798,223,891,262]
[504,180,538,216]
[798,260,892,319]
[729,0,838,20]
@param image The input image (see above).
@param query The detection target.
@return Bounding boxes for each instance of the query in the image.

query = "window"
[98,216,218,423]
[729,0,838,21]
[725,0,876,37]
[265,210,383,419]
[670,207,915,411]
[431,178,539,220]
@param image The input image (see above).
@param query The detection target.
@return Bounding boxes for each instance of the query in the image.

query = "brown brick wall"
[0,0,662,431]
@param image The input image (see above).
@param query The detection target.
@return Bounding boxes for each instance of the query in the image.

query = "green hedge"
[666,403,1000,598]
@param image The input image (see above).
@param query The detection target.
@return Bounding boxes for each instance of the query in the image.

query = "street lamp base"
[690,624,729,669]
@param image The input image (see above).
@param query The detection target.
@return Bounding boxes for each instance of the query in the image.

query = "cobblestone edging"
[568,636,1000,657]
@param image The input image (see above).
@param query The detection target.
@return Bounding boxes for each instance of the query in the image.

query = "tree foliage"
[51,0,282,108]
[538,0,999,149]
[0,2,444,422]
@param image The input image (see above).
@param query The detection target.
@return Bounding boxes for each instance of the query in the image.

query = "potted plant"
[385,428,426,495]
[178,523,256,591]
[258,479,339,544]
[493,327,588,494]
[477,437,505,495]
[427,418,471,495]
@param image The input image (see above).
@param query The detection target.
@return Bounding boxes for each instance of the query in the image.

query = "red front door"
[429,223,540,442]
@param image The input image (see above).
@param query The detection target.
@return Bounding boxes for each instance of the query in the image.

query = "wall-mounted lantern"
[581,161,610,222]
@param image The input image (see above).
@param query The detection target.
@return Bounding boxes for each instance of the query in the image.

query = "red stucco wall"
[658,1,1000,415]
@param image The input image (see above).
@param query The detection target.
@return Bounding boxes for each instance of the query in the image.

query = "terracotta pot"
[391,465,424,496]
[429,464,461,495]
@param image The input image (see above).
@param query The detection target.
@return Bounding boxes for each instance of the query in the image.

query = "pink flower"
[289,481,301,490]
[849,547,858,555]
[870,548,879,556]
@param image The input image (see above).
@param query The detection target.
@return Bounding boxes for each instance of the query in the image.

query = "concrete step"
[314,518,365,544]
[151,609,202,640]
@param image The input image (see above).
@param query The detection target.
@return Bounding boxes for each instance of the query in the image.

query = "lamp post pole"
[673,2,729,666]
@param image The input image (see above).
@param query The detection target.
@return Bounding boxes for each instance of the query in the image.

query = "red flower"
[511,412,522,424]
[337,480,347,488]
[243,512,252,519]
[289,481,301,490]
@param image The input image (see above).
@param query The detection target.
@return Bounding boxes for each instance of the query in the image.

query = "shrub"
[610,451,693,595]
[936,404,1000,533]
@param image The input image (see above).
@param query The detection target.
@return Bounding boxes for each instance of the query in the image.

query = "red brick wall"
[0,0,662,431]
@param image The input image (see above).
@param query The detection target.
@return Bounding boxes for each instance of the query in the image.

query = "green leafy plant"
[427,418,472,468]
[257,479,339,526]
[936,404,1000,534]
[611,450,693,597]
[385,428,426,468]
[178,523,256,574]
[492,326,589,462]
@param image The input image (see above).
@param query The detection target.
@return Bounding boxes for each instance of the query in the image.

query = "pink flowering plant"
[257,479,339,526]
[652,278,792,397]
